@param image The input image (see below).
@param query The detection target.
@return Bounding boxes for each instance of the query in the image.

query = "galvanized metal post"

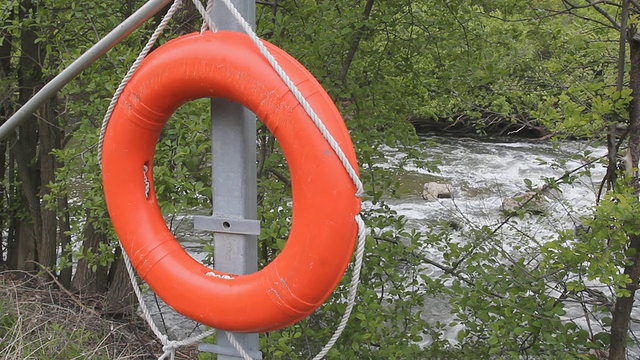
[194,1,261,359]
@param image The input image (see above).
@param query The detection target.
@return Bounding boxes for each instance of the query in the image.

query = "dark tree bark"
[0,13,12,266]
[15,221,36,271]
[609,234,640,360]
[71,213,109,294]
[12,0,45,271]
[37,96,59,270]
[609,25,640,360]
[104,248,136,316]
[337,0,375,85]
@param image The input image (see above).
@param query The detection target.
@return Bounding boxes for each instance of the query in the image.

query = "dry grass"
[0,270,198,359]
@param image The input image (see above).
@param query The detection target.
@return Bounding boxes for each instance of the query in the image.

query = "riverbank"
[409,113,551,139]
[0,270,199,359]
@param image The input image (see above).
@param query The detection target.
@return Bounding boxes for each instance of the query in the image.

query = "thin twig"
[31,261,102,317]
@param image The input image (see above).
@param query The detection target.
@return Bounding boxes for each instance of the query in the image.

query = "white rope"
[209,0,367,358]
[226,331,254,360]
[194,0,217,33]
[98,0,183,166]
[200,0,216,32]
[122,249,216,360]
[99,0,367,358]
[312,215,367,360]
[210,0,364,197]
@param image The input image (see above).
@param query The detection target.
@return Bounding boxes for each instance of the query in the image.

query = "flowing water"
[383,136,605,224]
[152,136,640,355]
[376,136,613,349]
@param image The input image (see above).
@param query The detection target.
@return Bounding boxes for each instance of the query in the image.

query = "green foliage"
[251,3,444,357]
[8,0,640,358]
[259,204,432,359]
[417,211,609,357]
[38,1,214,273]
[253,4,640,356]
[153,99,212,214]
[542,179,640,298]
[534,86,632,138]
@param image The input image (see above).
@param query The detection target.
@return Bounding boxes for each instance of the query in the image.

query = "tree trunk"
[0,17,11,266]
[14,0,44,270]
[15,220,36,271]
[37,96,59,270]
[609,235,640,360]
[71,213,109,294]
[608,26,640,360]
[337,0,375,85]
[104,248,137,316]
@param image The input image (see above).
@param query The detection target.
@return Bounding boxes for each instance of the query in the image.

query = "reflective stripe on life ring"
[101,31,360,333]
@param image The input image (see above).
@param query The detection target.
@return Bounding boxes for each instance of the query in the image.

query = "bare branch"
[564,0,615,10]
[592,3,621,28]
[559,0,620,29]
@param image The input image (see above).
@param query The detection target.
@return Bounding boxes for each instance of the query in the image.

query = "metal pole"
[0,0,174,140]
[194,1,261,359]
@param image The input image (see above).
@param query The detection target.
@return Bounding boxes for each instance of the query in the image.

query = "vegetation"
[3,0,640,359]
[0,270,189,359]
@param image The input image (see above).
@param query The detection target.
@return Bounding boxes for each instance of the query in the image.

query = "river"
[149,135,640,356]
[380,136,640,357]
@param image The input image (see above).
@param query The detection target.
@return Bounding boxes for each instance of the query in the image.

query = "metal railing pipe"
[0,0,174,140]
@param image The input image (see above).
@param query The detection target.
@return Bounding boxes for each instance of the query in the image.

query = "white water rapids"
[377,136,640,356]
[148,136,640,356]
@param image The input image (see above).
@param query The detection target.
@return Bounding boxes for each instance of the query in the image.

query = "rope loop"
[158,340,178,360]
[163,340,179,350]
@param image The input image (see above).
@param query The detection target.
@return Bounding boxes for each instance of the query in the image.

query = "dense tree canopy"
[4,0,640,359]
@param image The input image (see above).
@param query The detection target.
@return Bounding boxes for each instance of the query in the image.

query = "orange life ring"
[101,31,360,332]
